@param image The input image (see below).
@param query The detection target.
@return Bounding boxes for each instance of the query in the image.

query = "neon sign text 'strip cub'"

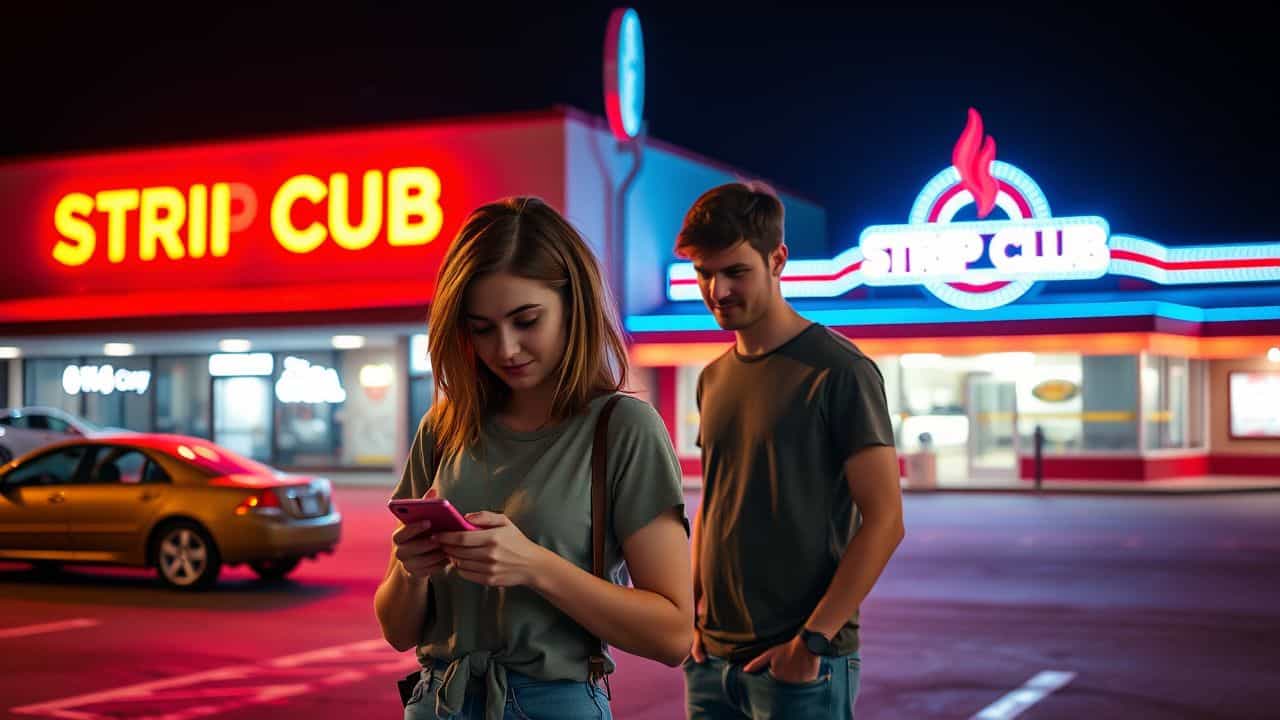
[53,183,252,266]
[51,166,442,266]
[860,217,1111,285]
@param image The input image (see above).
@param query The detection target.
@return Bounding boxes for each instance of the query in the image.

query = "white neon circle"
[907,161,1053,310]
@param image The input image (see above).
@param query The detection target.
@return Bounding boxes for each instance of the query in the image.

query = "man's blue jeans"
[683,652,861,719]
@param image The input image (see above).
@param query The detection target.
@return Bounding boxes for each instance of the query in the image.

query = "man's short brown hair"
[675,181,785,262]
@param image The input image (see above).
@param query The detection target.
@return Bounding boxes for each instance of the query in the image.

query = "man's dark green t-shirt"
[695,323,895,662]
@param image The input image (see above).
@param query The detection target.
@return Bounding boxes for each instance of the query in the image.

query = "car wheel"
[0,445,12,463]
[249,558,301,582]
[152,521,221,590]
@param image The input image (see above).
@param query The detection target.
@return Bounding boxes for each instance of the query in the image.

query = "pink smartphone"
[387,498,479,532]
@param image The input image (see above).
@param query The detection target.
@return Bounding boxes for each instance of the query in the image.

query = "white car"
[0,407,109,463]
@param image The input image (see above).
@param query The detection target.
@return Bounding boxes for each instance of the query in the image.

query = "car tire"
[0,445,12,464]
[152,520,221,590]
[249,558,301,582]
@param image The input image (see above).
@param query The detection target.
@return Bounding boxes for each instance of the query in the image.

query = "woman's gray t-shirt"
[391,393,688,716]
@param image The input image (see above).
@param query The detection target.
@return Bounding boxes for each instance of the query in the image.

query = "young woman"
[375,197,693,720]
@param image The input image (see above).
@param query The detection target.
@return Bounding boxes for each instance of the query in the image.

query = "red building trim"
[1208,454,1280,476]
[655,365,703,478]
[655,366,678,445]
[1016,453,1280,481]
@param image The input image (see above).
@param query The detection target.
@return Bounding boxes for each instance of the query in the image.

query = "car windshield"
[167,441,281,477]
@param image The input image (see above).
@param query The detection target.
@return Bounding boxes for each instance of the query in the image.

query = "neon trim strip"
[628,301,1280,333]
[666,234,1280,301]
[1108,235,1280,284]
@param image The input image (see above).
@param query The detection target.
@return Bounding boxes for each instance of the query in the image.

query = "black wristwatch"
[798,628,837,657]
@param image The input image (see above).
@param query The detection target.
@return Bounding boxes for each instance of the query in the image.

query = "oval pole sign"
[604,7,645,141]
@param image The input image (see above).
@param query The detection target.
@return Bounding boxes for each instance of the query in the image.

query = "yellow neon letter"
[329,170,383,251]
[53,193,97,267]
[271,174,328,253]
[387,167,442,247]
[139,187,187,262]
[188,185,208,258]
[210,183,231,257]
[95,189,140,263]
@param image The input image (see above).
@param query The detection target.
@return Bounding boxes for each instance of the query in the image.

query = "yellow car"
[0,433,341,589]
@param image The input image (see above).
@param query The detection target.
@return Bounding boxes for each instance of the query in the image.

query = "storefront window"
[155,356,211,439]
[1014,354,1086,453]
[408,334,434,444]
[897,353,969,460]
[1187,359,1207,448]
[1079,355,1139,451]
[1143,354,1190,450]
[877,355,903,446]
[79,356,154,431]
[274,351,344,468]
[889,352,1153,482]
[341,346,399,467]
[24,358,85,416]
[676,365,701,457]
[896,353,1072,481]
[213,374,273,462]
[409,378,433,437]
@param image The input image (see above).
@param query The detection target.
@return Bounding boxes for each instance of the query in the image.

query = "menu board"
[1229,372,1280,439]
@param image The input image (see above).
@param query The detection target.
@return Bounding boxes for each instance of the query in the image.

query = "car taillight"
[234,489,282,516]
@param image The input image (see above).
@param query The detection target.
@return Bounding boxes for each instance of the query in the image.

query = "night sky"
[4,3,1275,253]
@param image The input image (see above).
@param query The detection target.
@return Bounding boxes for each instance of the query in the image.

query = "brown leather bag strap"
[588,395,623,693]
[591,395,623,579]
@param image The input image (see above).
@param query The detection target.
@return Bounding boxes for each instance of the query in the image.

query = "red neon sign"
[50,168,442,268]
[0,115,568,324]
[952,107,998,219]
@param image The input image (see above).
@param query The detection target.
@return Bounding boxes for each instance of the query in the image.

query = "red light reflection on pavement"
[11,639,417,720]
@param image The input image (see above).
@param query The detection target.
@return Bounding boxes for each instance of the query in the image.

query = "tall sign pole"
[603,7,646,317]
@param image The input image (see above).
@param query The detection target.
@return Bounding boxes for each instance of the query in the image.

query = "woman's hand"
[435,512,551,588]
[391,490,449,580]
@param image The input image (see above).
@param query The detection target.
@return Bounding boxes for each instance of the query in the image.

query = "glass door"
[213,376,273,462]
[966,373,1019,481]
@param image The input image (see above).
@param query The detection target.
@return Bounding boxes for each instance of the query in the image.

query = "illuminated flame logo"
[952,107,998,218]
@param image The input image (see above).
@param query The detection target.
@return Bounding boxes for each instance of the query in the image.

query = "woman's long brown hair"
[425,197,629,460]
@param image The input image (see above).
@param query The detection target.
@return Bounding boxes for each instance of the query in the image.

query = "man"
[678,182,904,719]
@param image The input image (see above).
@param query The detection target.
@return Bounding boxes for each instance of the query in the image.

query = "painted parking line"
[971,670,1077,720]
[0,618,100,640]
[10,638,419,719]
